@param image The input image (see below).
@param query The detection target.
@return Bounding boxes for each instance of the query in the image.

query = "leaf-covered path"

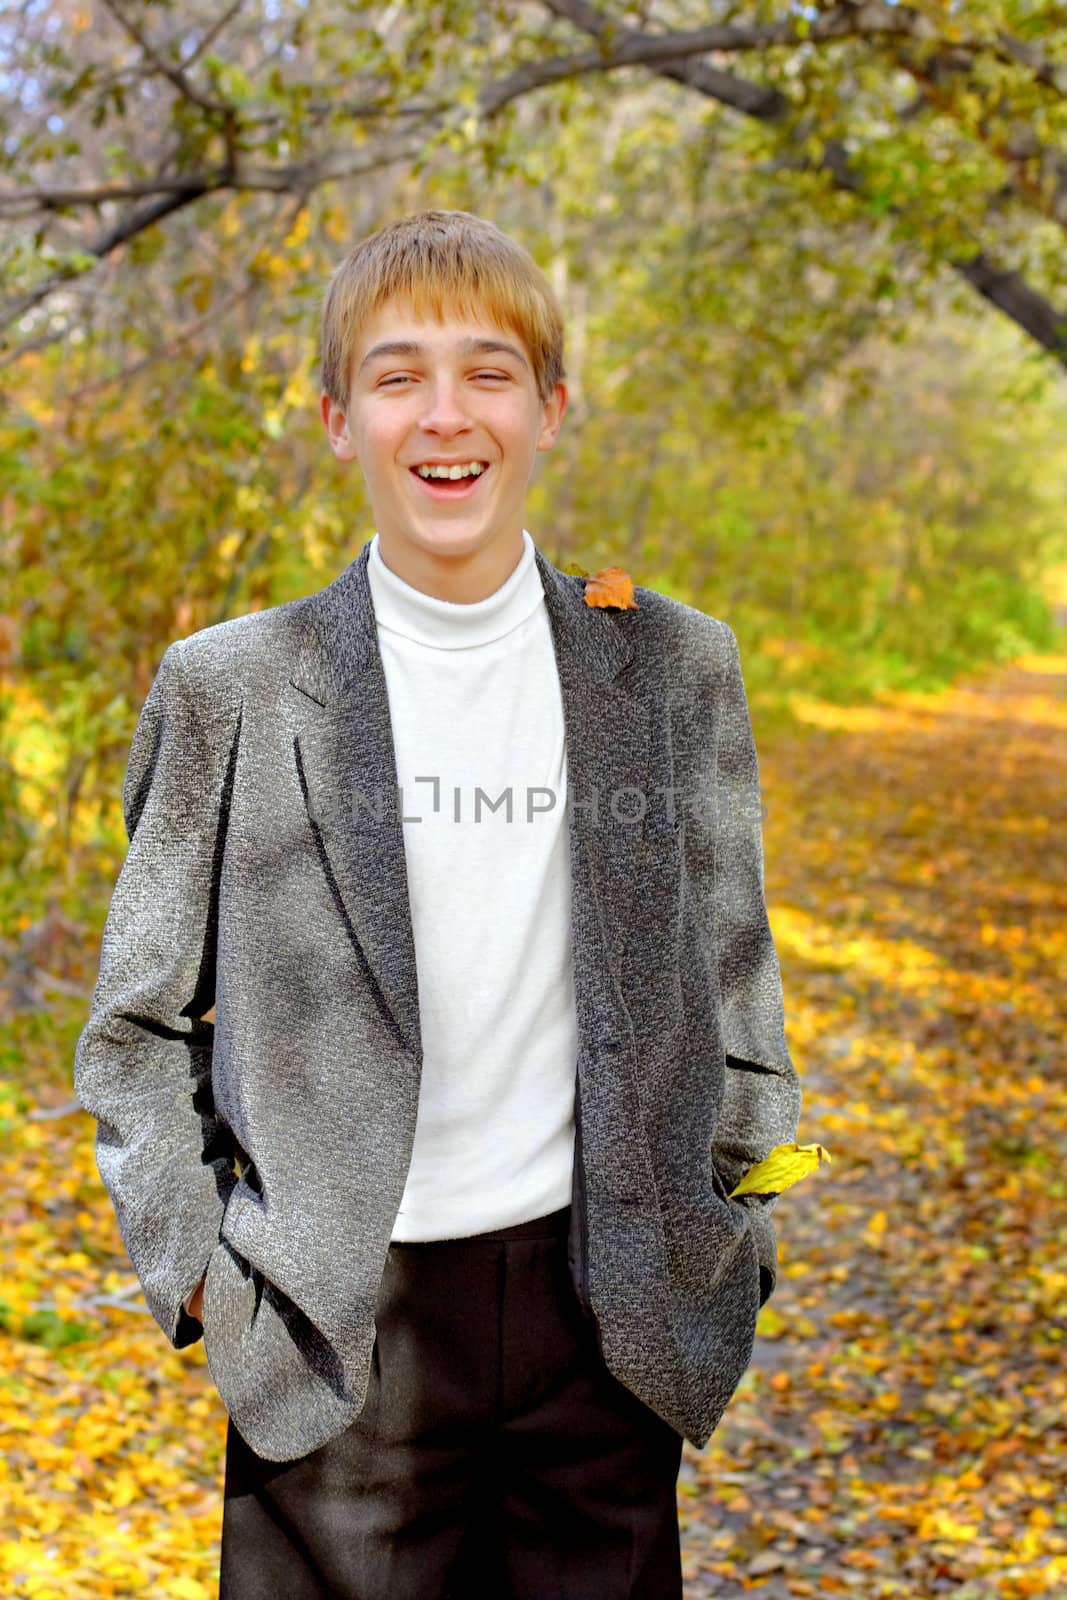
[678,650,1067,1599]
[1,650,1063,1598]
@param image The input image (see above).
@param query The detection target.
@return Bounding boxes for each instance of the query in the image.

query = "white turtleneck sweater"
[366,529,579,1242]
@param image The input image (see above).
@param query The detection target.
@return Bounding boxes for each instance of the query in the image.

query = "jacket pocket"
[200,1226,369,1464]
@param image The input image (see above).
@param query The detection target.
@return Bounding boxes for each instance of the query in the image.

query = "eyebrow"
[358,336,531,374]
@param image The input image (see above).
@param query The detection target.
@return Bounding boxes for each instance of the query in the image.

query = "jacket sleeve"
[707,622,803,1308]
[73,639,241,1349]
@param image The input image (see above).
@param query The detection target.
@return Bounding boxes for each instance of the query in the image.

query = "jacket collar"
[288,535,636,702]
[283,536,652,1063]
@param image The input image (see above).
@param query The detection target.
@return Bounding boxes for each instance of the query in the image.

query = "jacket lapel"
[282,537,653,1064]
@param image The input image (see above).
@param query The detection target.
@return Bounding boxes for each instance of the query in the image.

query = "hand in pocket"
[186,1275,207,1322]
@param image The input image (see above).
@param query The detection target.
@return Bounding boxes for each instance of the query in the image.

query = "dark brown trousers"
[218,1205,684,1599]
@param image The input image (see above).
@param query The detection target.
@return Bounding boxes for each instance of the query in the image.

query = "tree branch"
[0,180,216,331]
[0,136,423,348]
[4,0,1064,369]
[509,1,1067,113]
[537,0,1067,370]
[892,44,1067,235]
[0,177,222,216]
[44,189,310,405]
[178,0,248,72]
[97,0,235,118]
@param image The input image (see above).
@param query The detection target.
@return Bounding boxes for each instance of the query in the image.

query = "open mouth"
[409,464,491,501]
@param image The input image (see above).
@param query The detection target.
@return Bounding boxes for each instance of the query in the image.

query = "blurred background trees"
[2,0,1065,942]
[2,19,1065,1591]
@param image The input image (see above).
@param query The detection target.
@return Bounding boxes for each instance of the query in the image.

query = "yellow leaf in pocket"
[728,1141,831,1197]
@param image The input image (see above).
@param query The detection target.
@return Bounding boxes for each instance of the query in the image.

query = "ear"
[320,391,359,463]
[536,381,568,452]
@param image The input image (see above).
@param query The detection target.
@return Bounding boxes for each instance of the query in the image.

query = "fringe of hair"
[319,210,566,409]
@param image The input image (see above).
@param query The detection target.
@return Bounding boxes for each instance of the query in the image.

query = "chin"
[406,523,509,554]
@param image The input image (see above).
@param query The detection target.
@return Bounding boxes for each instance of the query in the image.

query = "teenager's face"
[321,298,566,582]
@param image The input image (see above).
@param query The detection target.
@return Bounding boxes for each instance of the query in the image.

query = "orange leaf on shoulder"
[583,566,638,610]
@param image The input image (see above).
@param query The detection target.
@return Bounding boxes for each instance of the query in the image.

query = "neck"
[374,529,526,603]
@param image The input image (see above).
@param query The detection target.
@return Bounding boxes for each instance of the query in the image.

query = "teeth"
[414,462,487,480]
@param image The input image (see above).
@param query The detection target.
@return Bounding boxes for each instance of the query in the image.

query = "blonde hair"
[319,210,565,410]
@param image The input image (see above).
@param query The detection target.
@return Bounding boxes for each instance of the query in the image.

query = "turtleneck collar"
[366,529,545,650]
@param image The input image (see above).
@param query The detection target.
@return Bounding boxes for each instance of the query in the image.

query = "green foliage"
[9,1308,94,1350]
[1,0,1066,1066]
[1,18,1065,1588]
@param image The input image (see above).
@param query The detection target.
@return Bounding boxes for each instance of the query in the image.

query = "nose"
[417,376,474,437]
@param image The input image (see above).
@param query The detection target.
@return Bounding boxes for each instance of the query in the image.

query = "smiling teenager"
[321,265,566,604]
[224,212,689,1598]
[76,208,801,1600]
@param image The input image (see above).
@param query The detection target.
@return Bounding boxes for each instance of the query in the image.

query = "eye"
[377,372,509,387]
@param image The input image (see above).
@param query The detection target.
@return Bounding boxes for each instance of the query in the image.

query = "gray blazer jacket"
[74,537,802,1464]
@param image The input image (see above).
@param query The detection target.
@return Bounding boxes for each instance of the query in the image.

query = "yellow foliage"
[3,594,1063,1593]
[282,371,315,410]
[283,210,311,250]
